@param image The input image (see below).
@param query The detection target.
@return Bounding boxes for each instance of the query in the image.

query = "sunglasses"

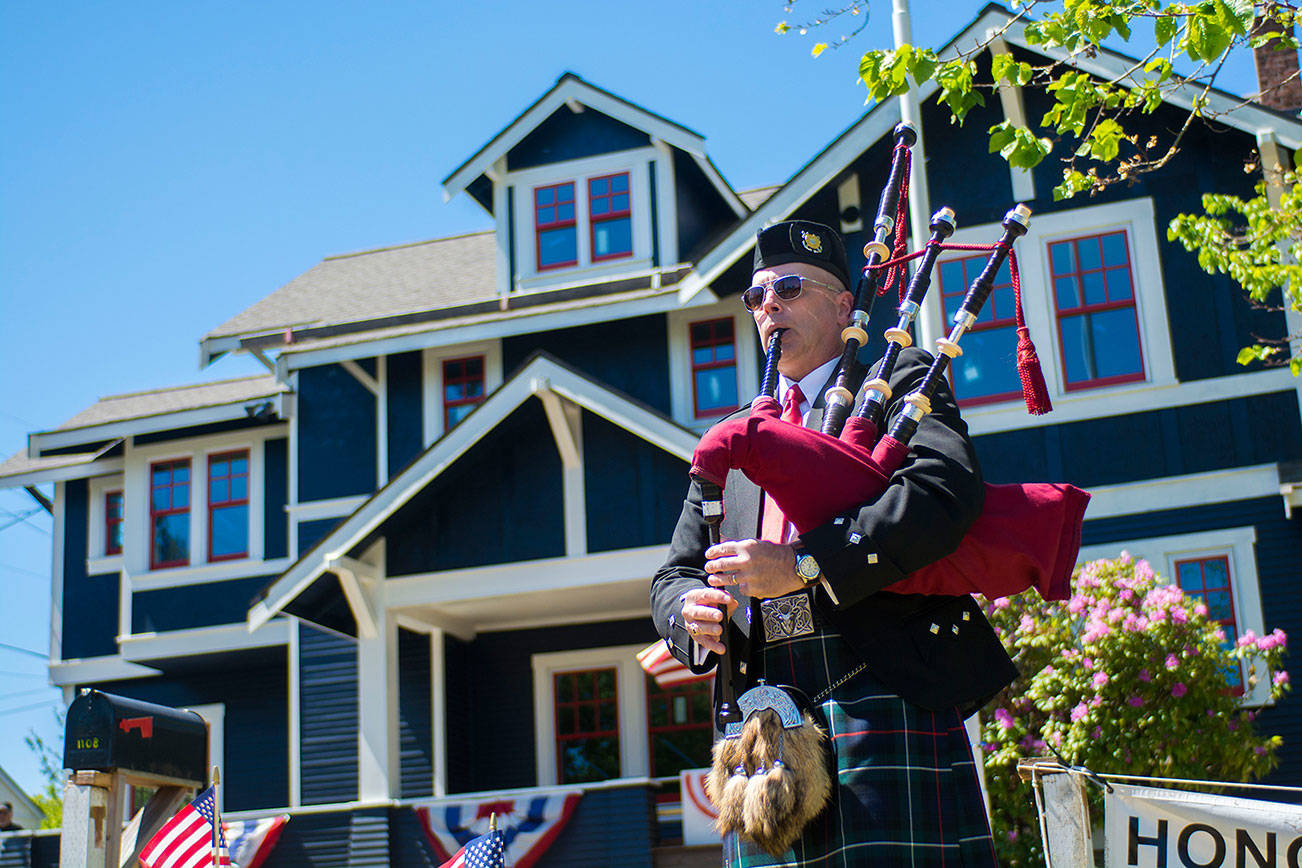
[741,274,844,310]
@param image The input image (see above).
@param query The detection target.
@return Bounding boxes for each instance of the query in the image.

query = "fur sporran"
[705,708,832,855]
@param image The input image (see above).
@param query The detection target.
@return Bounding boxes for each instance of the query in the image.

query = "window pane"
[1105,266,1134,301]
[174,465,189,483]
[557,182,574,201]
[1204,558,1229,586]
[1176,561,1203,591]
[537,187,554,206]
[990,286,1015,321]
[1100,232,1128,266]
[230,475,248,500]
[593,217,632,258]
[210,479,229,503]
[1205,590,1233,622]
[172,484,189,509]
[153,466,170,486]
[1077,237,1102,270]
[108,521,123,554]
[152,488,170,511]
[557,202,575,221]
[591,197,609,216]
[1081,271,1107,306]
[539,226,577,267]
[210,458,228,478]
[211,504,248,559]
[651,729,713,779]
[1049,241,1074,275]
[952,326,1021,400]
[612,174,628,192]
[560,736,619,784]
[153,513,189,565]
[1088,308,1143,379]
[589,177,608,196]
[447,403,475,427]
[1055,276,1081,309]
[696,369,738,413]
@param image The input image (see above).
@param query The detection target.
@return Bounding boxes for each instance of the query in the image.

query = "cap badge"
[800,231,823,254]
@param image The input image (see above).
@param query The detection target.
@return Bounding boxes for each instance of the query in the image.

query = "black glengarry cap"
[752,220,850,290]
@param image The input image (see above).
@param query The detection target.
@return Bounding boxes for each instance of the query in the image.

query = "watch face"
[796,554,820,582]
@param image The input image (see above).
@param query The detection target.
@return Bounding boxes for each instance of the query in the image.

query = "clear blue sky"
[0,0,1264,798]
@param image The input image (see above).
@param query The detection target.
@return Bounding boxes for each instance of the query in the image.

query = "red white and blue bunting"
[416,791,582,868]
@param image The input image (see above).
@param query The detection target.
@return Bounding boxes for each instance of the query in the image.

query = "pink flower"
[1238,630,1259,649]
[1083,657,1095,670]
[1171,683,1187,698]
[993,597,1011,610]
[1171,608,1188,624]
[1092,726,1102,739]
[1194,602,1208,617]
[1165,653,1180,670]
[1274,670,1290,687]
[1071,702,1089,722]
[1068,596,1087,614]
[994,708,1014,729]
[1092,671,1109,688]
[1138,669,1151,682]
[1120,588,1134,601]
[1128,695,1145,707]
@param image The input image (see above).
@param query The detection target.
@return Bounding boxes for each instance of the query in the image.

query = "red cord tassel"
[1009,250,1052,415]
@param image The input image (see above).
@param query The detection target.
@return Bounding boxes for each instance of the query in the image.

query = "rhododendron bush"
[978,555,1289,866]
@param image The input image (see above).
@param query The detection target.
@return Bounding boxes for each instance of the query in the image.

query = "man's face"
[750,262,853,381]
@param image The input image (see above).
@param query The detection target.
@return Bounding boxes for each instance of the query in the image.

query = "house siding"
[582,411,689,553]
[973,391,1302,487]
[299,621,360,805]
[399,627,434,799]
[443,618,660,794]
[506,107,651,172]
[501,315,673,415]
[265,436,289,559]
[297,362,378,502]
[382,397,565,576]
[131,574,276,633]
[387,351,424,479]
[61,478,119,660]
[89,646,289,810]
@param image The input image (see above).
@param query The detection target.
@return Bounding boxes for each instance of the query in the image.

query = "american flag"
[139,786,232,868]
[438,828,505,868]
[637,639,712,688]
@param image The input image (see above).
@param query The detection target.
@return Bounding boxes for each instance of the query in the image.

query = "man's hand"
[679,587,737,655]
[705,539,804,600]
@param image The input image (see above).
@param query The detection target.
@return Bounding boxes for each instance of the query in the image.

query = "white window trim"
[507,148,659,290]
[940,197,1176,427]
[1076,526,1272,706]
[88,472,127,574]
[422,341,503,445]
[124,426,285,580]
[668,300,761,431]
[187,702,225,810]
[532,643,649,787]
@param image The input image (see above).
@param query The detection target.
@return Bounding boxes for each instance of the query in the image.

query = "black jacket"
[650,347,1017,714]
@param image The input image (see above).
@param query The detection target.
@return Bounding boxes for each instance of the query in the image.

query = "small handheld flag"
[438,813,505,868]
[139,786,231,868]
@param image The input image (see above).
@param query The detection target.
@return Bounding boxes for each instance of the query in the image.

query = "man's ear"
[837,289,854,324]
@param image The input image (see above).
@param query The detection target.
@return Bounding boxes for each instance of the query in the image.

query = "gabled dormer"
[442,72,746,298]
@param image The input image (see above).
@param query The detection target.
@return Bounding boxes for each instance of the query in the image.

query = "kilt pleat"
[723,616,999,868]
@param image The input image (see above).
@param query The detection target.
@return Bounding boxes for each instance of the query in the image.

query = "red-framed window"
[442,355,486,429]
[554,667,620,784]
[149,459,191,569]
[646,674,713,777]
[105,490,124,556]
[535,182,578,270]
[1174,555,1243,692]
[1049,230,1145,390]
[207,450,249,562]
[588,172,632,262]
[689,318,739,418]
[937,254,1022,406]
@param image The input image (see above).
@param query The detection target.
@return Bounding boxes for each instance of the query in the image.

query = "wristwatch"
[793,547,822,585]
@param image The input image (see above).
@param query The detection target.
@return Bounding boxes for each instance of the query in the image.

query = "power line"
[0,641,46,659]
[0,699,59,717]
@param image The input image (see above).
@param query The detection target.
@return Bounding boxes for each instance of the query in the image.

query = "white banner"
[1104,782,1302,868]
[680,769,722,846]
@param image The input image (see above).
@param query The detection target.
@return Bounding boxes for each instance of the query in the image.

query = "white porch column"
[353,554,399,801]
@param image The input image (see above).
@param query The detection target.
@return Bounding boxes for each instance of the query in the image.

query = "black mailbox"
[64,690,208,786]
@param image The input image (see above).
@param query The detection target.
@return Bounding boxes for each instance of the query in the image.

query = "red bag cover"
[688,397,1089,600]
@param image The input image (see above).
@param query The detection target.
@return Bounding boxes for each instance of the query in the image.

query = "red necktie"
[759,384,805,542]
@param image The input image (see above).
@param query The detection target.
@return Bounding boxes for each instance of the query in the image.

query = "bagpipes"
[695,124,1090,854]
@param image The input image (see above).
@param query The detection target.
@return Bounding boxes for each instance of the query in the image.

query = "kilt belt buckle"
[761,591,815,642]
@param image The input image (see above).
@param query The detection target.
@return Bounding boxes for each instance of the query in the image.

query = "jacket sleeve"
[798,347,985,608]
[649,476,721,673]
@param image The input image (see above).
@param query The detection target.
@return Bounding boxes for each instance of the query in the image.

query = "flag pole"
[211,766,221,867]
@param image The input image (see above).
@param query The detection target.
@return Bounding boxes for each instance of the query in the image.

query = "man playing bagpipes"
[650,217,1017,867]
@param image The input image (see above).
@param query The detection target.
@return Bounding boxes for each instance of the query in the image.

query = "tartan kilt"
[723,607,1000,868]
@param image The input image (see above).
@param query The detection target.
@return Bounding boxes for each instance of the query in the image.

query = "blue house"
[3,6,1301,865]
